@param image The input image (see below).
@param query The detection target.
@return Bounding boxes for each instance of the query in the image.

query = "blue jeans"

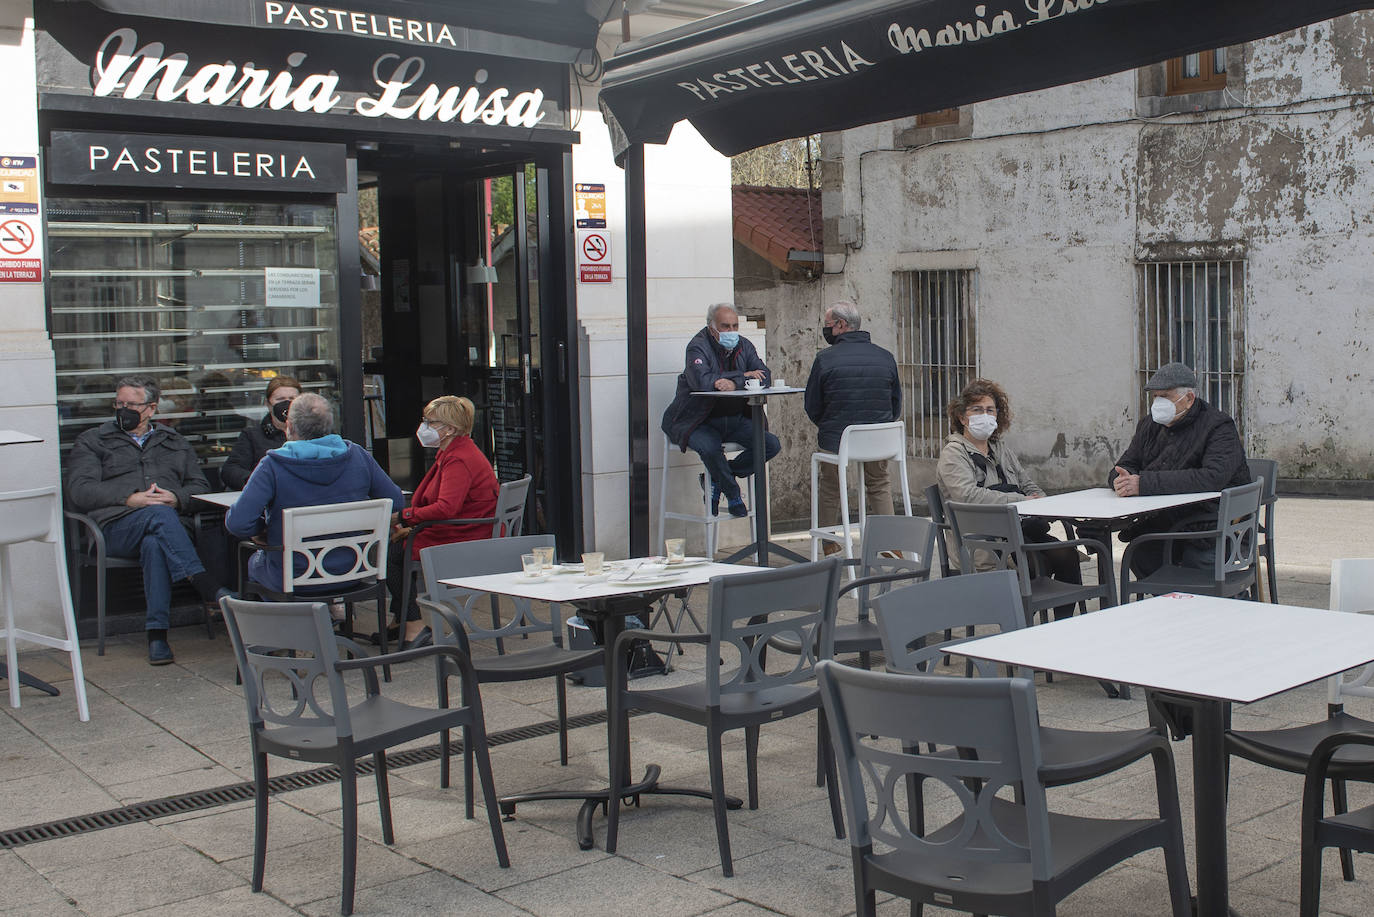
[102,505,206,630]
[685,415,781,501]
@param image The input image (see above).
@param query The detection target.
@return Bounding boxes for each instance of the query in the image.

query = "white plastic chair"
[808,421,912,564]
[2,486,89,721]
[251,498,394,668]
[656,433,755,558]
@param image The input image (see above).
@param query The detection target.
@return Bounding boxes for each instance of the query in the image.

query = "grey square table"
[959,593,1374,917]
[689,386,807,565]
[439,559,770,848]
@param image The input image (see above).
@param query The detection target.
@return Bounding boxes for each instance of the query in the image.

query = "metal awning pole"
[625,143,651,557]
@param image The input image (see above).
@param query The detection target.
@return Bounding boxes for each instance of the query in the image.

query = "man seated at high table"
[1106,361,1252,577]
[661,302,780,518]
[225,393,404,600]
[66,374,234,666]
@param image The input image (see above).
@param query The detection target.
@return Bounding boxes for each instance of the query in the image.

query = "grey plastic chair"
[64,509,215,656]
[604,558,845,877]
[1227,558,1374,885]
[874,571,1162,787]
[396,474,532,634]
[1247,457,1280,602]
[773,514,937,669]
[220,596,508,916]
[1299,731,1374,917]
[947,500,1116,624]
[923,484,959,579]
[1120,479,1262,603]
[815,660,1192,917]
[417,534,603,815]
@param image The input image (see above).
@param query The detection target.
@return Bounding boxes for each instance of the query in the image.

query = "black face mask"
[115,407,143,432]
[822,326,837,345]
[270,400,292,423]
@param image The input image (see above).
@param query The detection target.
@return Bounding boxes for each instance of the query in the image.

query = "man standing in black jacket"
[661,303,778,517]
[804,302,902,546]
[1108,362,1252,576]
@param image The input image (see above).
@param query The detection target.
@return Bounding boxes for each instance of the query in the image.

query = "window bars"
[1138,259,1246,430]
[894,269,978,459]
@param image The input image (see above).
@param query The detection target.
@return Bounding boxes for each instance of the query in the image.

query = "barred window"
[1138,260,1245,429]
[894,269,978,459]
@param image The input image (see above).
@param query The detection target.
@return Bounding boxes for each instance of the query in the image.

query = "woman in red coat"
[388,395,499,648]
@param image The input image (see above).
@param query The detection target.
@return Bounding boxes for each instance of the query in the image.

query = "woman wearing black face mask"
[219,376,301,490]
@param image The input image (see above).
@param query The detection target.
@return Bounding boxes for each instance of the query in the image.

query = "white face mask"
[966,413,998,441]
[1150,395,1184,425]
[416,422,443,447]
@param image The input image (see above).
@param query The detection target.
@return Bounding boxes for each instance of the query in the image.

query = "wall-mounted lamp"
[466,257,498,285]
[360,271,380,291]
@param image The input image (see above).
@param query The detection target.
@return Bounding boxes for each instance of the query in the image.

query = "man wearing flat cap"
[1107,362,1252,576]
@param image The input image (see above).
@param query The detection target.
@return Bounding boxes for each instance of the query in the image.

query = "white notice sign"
[265,267,320,308]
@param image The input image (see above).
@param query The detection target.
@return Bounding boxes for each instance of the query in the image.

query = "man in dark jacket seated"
[66,375,233,666]
[661,303,779,517]
[225,393,404,595]
[1108,362,1252,577]
[218,375,299,490]
[804,301,902,552]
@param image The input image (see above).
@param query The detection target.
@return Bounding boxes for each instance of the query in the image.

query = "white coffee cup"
[744,378,762,391]
[772,377,785,388]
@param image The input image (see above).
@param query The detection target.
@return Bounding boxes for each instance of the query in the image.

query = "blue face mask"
[717,331,740,351]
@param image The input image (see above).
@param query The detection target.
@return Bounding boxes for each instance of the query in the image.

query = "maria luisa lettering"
[91,27,547,127]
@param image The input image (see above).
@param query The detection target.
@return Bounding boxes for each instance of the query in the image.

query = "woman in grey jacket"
[935,378,1082,617]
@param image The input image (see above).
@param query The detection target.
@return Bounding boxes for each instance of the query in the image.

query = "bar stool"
[2,486,90,721]
[656,433,755,558]
[809,421,912,564]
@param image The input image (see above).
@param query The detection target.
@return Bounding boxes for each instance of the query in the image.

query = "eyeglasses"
[966,405,998,416]
[113,400,152,410]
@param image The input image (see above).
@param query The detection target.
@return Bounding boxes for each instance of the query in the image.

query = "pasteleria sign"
[599,0,1374,160]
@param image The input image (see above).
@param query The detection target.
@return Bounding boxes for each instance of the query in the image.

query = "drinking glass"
[581,552,605,575]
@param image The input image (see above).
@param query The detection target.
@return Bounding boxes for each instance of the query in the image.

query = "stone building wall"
[808,12,1374,496]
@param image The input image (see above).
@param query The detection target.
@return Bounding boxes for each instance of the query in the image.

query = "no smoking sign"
[576,229,611,284]
[0,219,35,255]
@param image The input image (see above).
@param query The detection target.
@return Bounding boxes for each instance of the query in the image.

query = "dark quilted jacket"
[803,331,902,453]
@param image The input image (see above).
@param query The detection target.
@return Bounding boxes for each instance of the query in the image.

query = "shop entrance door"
[371,155,578,549]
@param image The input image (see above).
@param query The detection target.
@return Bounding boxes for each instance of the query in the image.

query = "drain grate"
[0,708,631,849]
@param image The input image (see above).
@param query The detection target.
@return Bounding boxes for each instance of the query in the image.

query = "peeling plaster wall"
[813,12,1374,492]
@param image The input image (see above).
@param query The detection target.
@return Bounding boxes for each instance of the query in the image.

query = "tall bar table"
[690,386,807,566]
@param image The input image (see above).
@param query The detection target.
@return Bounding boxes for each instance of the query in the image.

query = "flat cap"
[1144,362,1199,391]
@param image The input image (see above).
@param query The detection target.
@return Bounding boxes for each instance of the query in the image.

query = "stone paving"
[3,496,1373,916]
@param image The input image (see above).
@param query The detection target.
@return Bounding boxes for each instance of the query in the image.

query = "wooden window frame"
[915,108,960,127]
[1166,50,1227,96]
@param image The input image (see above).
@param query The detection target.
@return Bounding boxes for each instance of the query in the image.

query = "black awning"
[63,0,615,62]
[600,0,1373,160]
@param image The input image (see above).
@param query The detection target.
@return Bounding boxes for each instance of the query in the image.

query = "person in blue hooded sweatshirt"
[226,393,404,599]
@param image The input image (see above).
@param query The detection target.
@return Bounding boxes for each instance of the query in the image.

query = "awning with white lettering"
[599,0,1374,161]
[57,0,615,63]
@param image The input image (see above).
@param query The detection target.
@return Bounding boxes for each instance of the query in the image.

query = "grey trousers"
[817,459,894,527]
